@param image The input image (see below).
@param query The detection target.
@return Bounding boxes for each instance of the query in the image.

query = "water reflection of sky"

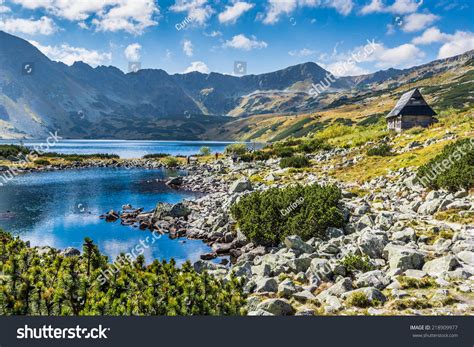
[0,168,216,265]
[0,139,263,159]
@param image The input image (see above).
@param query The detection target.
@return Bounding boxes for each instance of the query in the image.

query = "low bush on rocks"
[225,143,248,156]
[366,143,392,156]
[280,155,310,169]
[230,184,344,246]
[239,150,271,163]
[298,139,332,153]
[273,146,296,158]
[417,138,473,191]
[143,153,169,159]
[346,292,377,308]
[341,254,373,275]
[397,276,436,289]
[163,156,179,168]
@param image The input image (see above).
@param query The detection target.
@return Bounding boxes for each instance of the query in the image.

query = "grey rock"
[257,298,295,316]
[422,255,459,277]
[255,277,278,293]
[358,231,389,259]
[278,280,297,298]
[326,227,344,239]
[284,235,313,254]
[229,178,252,193]
[317,278,353,301]
[457,251,474,266]
[308,258,333,281]
[384,245,425,271]
[343,287,387,304]
[354,270,390,290]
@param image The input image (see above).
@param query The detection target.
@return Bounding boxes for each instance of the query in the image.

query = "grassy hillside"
[208,56,473,144]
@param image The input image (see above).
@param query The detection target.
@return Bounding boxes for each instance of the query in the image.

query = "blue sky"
[0,0,473,76]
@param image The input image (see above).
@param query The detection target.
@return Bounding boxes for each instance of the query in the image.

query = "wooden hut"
[386,88,437,131]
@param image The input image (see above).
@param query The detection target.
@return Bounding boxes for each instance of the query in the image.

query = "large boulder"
[256,298,295,316]
[169,203,191,218]
[354,270,390,290]
[422,255,459,277]
[308,258,333,281]
[316,278,353,301]
[229,178,252,193]
[417,199,443,215]
[384,245,425,271]
[358,230,389,259]
[255,278,278,293]
[457,251,474,266]
[284,235,313,254]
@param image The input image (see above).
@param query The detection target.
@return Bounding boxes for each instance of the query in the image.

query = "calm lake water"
[0,167,218,265]
[0,139,262,159]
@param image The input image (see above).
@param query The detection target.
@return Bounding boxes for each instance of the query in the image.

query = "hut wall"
[400,115,435,129]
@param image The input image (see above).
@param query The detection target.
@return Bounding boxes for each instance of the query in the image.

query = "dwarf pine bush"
[0,230,246,316]
[417,138,473,191]
[230,184,344,246]
[280,155,310,168]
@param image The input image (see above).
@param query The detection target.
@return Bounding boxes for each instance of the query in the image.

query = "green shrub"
[346,292,378,308]
[417,138,473,191]
[273,146,296,158]
[225,143,247,156]
[163,156,179,168]
[0,144,29,159]
[143,153,169,159]
[280,155,310,168]
[199,146,211,156]
[341,254,374,275]
[366,143,392,156]
[298,139,332,153]
[33,159,51,166]
[0,230,245,316]
[230,184,344,246]
[252,150,271,161]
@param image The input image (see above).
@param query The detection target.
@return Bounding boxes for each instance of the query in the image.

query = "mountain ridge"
[0,30,472,140]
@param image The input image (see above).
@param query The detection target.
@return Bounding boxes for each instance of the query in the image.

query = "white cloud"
[288,48,317,57]
[0,16,57,35]
[170,0,215,26]
[29,40,112,66]
[11,0,159,35]
[182,39,194,57]
[184,61,210,73]
[319,40,426,73]
[401,13,439,33]
[263,0,353,25]
[124,43,141,61]
[435,30,474,59]
[360,0,421,15]
[412,27,450,45]
[218,1,254,24]
[224,34,267,50]
[370,43,426,68]
[204,30,222,37]
[0,0,10,13]
[412,27,474,59]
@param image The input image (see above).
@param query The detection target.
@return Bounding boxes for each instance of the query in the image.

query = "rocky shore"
[101,152,474,316]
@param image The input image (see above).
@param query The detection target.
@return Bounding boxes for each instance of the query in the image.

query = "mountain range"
[0,30,472,140]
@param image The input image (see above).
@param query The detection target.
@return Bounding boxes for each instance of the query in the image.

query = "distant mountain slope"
[0,30,472,140]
